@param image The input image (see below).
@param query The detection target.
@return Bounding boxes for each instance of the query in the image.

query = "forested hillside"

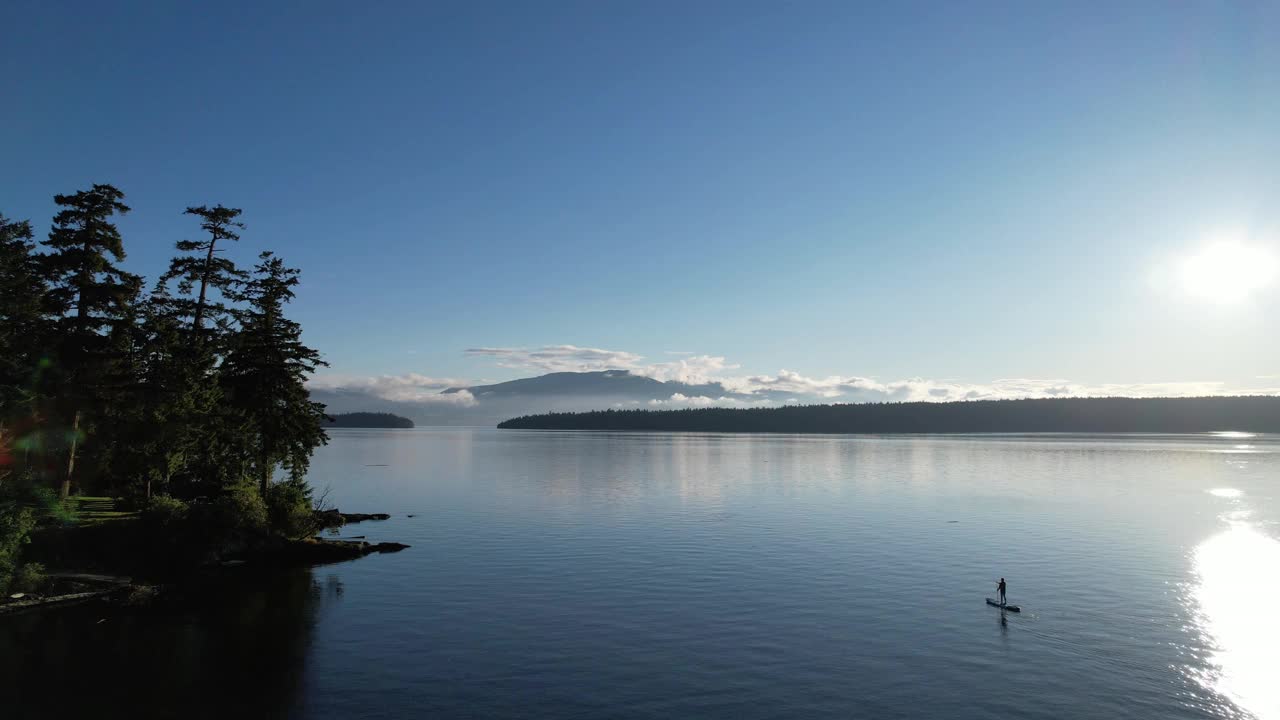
[498,396,1280,434]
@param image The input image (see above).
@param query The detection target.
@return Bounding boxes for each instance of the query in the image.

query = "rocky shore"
[2,508,409,617]
[0,573,158,617]
[314,510,393,527]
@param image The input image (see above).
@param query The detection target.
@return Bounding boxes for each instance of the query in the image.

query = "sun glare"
[1177,240,1279,304]
[1192,520,1280,720]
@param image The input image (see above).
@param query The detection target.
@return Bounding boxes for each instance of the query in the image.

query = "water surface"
[3,430,1277,719]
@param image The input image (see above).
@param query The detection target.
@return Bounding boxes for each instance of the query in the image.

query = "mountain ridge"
[441,370,756,400]
[310,369,769,426]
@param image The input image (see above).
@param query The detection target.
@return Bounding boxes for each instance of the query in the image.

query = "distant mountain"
[498,396,1280,434]
[443,371,753,401]
[310,370,783,426]
[326,412,414,428]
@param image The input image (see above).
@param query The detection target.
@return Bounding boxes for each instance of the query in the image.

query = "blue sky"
[4,1,1279,401]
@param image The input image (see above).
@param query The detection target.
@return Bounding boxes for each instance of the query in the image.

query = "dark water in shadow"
[3,430,1277,719]
[0,569,342,719]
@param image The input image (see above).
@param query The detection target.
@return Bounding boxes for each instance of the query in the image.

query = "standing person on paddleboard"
[996,578,1007,606]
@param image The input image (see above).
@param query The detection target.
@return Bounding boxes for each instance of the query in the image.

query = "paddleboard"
[986,598,1021,612]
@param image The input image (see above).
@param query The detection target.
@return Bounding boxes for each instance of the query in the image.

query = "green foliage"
[29,486,78,524]
[12,561,44,593]
[200,480,268,536]
[0,500,36,595]
[141,495,189,530]
[266,479,318,540]
[170,409,255,497]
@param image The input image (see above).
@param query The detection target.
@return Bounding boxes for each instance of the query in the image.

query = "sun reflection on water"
[1190,497,1280,720]
[1208,488,1244,499]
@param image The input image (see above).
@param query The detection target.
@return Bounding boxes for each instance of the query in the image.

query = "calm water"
[3,430,1278,719]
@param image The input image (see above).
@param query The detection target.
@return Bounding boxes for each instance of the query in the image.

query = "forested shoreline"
[326,412,415,428]
[1,185,330,596]
[498,396,1280,434]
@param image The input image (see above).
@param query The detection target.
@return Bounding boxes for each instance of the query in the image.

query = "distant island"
[498,396,1280,434]
[326,412,415,428]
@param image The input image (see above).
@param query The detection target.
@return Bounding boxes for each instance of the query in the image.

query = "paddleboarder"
[996,577,1007,606]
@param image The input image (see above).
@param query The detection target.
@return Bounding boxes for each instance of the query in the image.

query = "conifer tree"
[220,252,328,498]
[0,214,49,419]
[157,205,246,339]
[39,184,142,498]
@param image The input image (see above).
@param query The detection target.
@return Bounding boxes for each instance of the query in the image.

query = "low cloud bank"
[309,373,476,406]
[309,344,1278,422]
[719,373,1267,403]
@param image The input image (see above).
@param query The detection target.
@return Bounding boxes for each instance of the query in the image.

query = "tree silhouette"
[221,252,328,498]
[157,204,247,339]
[0,215,48,419]
[38,184,142,498]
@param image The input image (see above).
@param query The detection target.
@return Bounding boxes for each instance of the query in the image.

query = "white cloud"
[465,345,742,386]
[637,355,739,384]
[645,393,774,408]
[433,389,477,406]
[465,345,644,373]
[309,373,477,406]
[715,372,1278,404]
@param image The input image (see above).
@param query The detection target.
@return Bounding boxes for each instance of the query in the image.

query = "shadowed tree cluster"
[0,185,329,592]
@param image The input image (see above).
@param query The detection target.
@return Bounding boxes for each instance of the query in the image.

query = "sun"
[1177,239,1279,304]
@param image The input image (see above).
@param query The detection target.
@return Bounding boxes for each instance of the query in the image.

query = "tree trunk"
[193,239,217,332]
[61,233,92,501]
[62,410,81,500]
[259,453,270,499]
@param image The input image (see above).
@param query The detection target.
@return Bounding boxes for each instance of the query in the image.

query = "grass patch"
[70,496,138,524]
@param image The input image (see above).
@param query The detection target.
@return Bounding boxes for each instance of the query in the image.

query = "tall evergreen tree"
[39,184,142,498]
[137,204,249,499]
[0,214,49,420]
[220,252,328,498]
[157,205,246,338]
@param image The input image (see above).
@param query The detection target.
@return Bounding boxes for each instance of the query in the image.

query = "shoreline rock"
[14,511,411,617]
[0,574,158,617]
[242,538,410,566]
[313,509,392,529]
